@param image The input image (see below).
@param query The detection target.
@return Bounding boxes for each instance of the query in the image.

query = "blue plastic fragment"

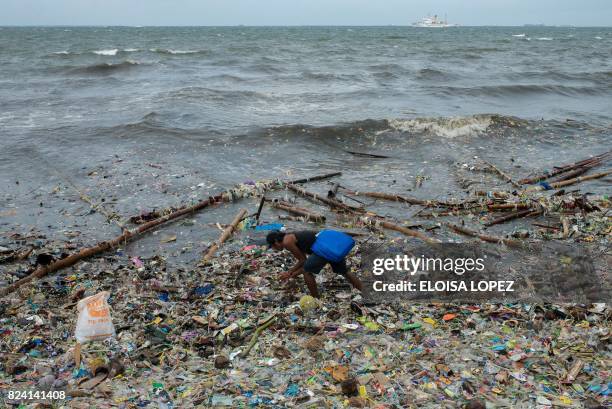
[538,181,553,190]
[255,223,284,231]
[158,292,169,302]
[284,383,300,397]
[194,284,214,296]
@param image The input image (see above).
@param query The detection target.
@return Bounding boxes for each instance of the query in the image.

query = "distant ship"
[413,14,457,28]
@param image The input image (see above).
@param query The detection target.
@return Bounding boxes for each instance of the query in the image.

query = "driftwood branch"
[360,217,440,244]
[255,195,266,223]
[344,189,473,208]
[287,184,363,213]
[201,208,248,265]
[487,203,531,210]
[518,151,610,185]
[525,171,611,192]
[482,160,521,188]
[271,201,325,223]
[446,223,522,247]
[485,208,542,227]
[288,172,342,185]
[344,150,390,159]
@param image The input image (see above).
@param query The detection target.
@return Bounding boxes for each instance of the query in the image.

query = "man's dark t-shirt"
[294,231,317,254]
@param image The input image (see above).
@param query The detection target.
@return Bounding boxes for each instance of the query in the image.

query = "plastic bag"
[75,291,116,343]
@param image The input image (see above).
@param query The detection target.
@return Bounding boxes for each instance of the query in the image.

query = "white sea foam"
[93,49,118,56]
[388,115,493,138]
[150,48,199,54]
[536,37,553,41]
[124,48,139,52]
[53,51,70,55]
[594,36,603,40]
[512,33,526,37]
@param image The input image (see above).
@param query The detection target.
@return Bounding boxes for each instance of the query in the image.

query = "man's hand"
[279,271,293,280]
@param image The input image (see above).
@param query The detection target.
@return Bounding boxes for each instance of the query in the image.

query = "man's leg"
[331,259,363,292]
[303,254,326,298]
[302,270,320,298]
[345,271,364,292]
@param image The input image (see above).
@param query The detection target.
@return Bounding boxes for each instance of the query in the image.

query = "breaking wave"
[388,115,498,138]
[93,49,118,56]
[150,48,207,55]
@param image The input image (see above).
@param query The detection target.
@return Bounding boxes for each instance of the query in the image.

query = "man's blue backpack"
[311,230,355,263]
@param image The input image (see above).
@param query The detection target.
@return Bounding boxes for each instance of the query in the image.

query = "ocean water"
[0,26,610,255]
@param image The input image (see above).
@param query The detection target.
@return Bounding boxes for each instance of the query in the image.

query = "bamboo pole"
[524,171,611,192]
[548,164,593,183]
[474,191,511,199]
[200,208,248,265]
[518,151,610,185]
[288,172,342,185]
[343,190,467,208]
[360,217,440,244]
[487,203,531,210]
[345,150,390,159]
[255,195,266,223]
[271,201,325,223]
[287,184,363,213]
[482,160,521,188]
[485,208,542,227]
[446,223,522,247]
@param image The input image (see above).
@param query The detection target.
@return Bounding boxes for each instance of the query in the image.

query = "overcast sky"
[2,0,611,26]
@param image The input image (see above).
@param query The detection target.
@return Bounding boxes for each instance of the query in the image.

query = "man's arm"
[286,241,305,275]
[282,241,306,279]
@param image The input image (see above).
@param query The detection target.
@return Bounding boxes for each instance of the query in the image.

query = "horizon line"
[1,24,611,28]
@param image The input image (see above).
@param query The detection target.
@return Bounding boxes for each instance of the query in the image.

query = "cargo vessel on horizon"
[413,14,457,27]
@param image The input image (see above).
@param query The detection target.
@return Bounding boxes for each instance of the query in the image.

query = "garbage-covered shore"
[1,146,611,408]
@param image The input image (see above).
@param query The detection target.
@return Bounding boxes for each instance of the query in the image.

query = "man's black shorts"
[303,253,348,276]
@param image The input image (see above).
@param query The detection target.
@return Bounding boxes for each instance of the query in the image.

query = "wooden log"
[327,183,340,198]
[518,151,610,184]
[485,208,542,227]
[548,165,593,184]
[287,184,363,213]
[271,201,325,223]
[344,190,469,208]
[255,195,266,223]
[201,208,248,264]
[487,203,531,210]
[474,191,511,199]
[524,171,611,192]
[482,160,521,188]
[360,217,440,244]
[289,172,342,185]
[446,223,522,247]
[344,150,390,159]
